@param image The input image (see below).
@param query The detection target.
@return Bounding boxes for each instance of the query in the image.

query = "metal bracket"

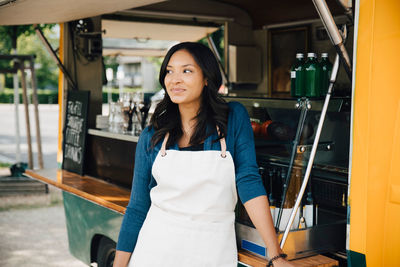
[297,142,334,154]
[295,98,312,110]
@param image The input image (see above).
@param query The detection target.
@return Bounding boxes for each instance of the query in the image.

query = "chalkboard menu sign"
[62,90,90,175]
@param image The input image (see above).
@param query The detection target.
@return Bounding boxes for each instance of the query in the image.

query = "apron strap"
[217,126,227,158]
[160,132,169,157]
[219,137,227,158]
[160,127,227,158]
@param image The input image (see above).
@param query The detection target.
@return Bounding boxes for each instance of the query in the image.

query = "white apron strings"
[160,129,227,157]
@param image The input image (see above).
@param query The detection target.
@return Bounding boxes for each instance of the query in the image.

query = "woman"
[113,42,293,267]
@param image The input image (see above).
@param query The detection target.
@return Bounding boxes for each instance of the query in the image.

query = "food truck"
[1,0,399,266]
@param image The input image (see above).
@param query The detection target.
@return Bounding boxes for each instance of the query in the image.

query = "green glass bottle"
[304,53,321,98]
[290,53,305,97]
[319,53,333,96]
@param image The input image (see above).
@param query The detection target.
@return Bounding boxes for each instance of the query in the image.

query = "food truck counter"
[25,168,339,267]
[25,168,130,214]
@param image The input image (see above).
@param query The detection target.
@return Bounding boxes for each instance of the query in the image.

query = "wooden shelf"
[25,168,130,214]
[290,254,339,266]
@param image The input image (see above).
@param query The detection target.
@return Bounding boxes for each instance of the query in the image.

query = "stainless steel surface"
[236,221,346,260]
[223,97,345,112]
[280,55,341,248]
[330,55,341,83]
[88,129,139,143]
[236,223,266,255]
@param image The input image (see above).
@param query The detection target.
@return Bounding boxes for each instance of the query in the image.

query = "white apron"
[129,132,238,267]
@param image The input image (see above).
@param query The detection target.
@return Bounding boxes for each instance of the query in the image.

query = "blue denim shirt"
[116,101,266,252]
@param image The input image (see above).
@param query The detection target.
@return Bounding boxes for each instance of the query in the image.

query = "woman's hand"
[270,257,296,267]
[243,196,296,267]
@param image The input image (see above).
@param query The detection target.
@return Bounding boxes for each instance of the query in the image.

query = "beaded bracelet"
[267,253,287,267]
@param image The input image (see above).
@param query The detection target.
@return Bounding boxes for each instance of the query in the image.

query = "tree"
[0,25,58,89]
[17,27,59,89]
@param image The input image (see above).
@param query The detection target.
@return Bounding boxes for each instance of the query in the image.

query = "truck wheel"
[97,237,116,267]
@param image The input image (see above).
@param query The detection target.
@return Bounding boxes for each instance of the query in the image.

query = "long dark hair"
[150,42,229,149]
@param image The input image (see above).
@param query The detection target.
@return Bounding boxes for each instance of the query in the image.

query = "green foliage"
[101,91,120,103]
[102,87,144,103]
[0,24,55,51]
[147,56,163,90]
[17,28,59,89]
[0,162,11,168]
[0,87,147,104]
[103,56,119,79]
[0,88,58,104]
[0,24,59,89]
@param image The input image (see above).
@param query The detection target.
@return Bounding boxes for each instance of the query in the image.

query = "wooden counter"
[25,168,130,214]
[238,250,339,267]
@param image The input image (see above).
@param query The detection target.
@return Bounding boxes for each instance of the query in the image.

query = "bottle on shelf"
[319,53,333,96]
[290,53,305,98]
[304,52,322,98]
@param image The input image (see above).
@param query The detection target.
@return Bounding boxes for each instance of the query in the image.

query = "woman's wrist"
[267,253,287,267]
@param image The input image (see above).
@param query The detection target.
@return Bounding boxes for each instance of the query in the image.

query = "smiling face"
[164,49,207,108]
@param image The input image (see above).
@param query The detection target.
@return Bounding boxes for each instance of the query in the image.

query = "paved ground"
[0,196,87,267]
[0,104,87,267]
[0,104,59,169]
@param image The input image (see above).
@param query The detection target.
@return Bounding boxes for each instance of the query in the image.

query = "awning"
[102,19,219,42]
[0,0,164,25]
[101,20,219,57]
[102,38,178,57]
[103,47,168,58]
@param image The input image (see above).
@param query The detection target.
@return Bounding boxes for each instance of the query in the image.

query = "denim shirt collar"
[166,124,219,151]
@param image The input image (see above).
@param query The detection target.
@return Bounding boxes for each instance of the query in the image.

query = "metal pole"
[280,54,340,248]
[206,35,228,86]
[312,0,352,79]
[19,62,34,169]
[34,25,78,90]
[29,59,44,169]
[12,49,21,163]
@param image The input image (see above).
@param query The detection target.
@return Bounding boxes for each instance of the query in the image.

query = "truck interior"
[0,0,355,266]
